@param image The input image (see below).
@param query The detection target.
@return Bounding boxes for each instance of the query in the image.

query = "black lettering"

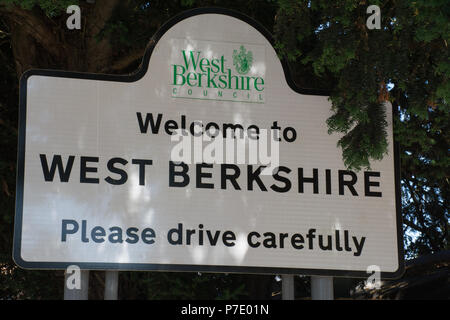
[279,233,289,248]
[335,230,343,251]
[168,223,183,245]
[105,157,128,185]
[247,231,261,248]
[221,164,241,190]
[108,227,123,243]
[40,154,75,182]
[196,163,214,189]
[126,227,139,244]
[344,230,352,251]
[291,234,304,249]
[190,121,203,137]
[339,170,358,196]
[141,228,155,244]
[198,224,204,245]
[353,236,366,256]
[80,156,99,184]
[61,219,78,241]
[263,232,277,248]
[91,226,106,243]
[270,166,292,193]
[186,228,196,245]
[318,235,332,250]
[282,127,297,142]
[206,230,220,246]
[169,161,190,187]
[164,120,179,135]
[247,125,260,140]
[81,220,89,243]
[247,165,267,191]
[205,122,220,138]
[325,169,332,194]
[137,112,162,134]
[306,228,316,250]
[223,123,244,139]
[270,121,281,141]
[131,159,153,186]
[364,171,382,197]
[298,168,318,194]
[222,231,236,247]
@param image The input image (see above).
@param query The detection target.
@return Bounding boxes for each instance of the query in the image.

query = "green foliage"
[0,16,21,298]
[0,0,78,17]
[395,105,449,258]
[0,259,63,299]
[99,0,278,52]
[272,0,448,259]
[274,0,449,171]
[328,101,388,169]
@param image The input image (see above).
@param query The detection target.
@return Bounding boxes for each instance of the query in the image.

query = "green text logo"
[171,42,265,104]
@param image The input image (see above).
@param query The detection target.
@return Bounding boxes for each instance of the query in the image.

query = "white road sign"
[14,8,403,278]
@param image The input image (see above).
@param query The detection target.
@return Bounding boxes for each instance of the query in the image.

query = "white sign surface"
[14,9,403,278]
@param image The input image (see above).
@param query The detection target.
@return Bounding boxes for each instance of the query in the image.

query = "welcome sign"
[14,8,403,278]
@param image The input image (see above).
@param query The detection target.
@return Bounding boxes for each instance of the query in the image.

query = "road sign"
[14,8,403,278]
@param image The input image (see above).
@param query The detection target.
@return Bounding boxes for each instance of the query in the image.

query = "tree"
[0,0,447,299]
[273,0,448,256]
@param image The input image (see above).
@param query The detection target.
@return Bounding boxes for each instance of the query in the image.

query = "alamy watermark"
[65,264,81,290]
[66,5,81,30]
[169,126,282,175]
[366,5,381,30]
[65,4,382,31]
[365,265,382,289]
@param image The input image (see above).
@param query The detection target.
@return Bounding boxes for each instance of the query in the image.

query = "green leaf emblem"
[233,45,253,75]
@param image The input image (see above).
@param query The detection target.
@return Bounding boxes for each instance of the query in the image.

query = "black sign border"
[13,7,404,279]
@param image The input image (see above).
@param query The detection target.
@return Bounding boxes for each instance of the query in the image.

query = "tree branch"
[100,48,145,73]
[0,5,63,59]
[84,0,121,72]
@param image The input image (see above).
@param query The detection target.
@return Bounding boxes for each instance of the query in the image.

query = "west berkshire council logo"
[233,45,253,75]
[170,40,264,103]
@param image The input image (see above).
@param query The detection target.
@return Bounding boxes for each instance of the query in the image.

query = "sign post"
[13,8,403,296]
[311,276,334,300]
[104,271,119,300]
[64,270,89,300]
[281,275,294,300]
